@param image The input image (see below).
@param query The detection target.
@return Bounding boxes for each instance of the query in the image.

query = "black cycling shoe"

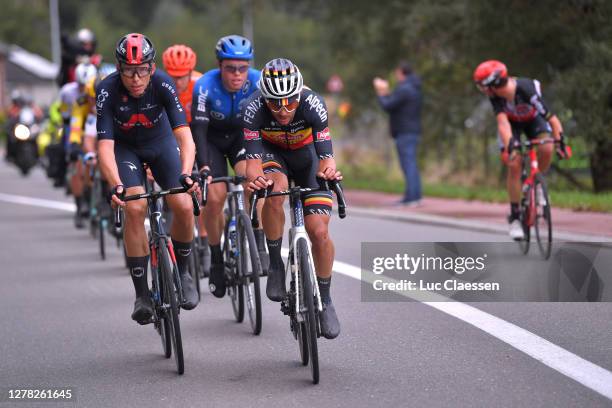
[319,300,341,339]
[74,212,84,229]
[209,263,226,298]
[131,295,154,325]
[180,272,199,310]
[266,259,286,302]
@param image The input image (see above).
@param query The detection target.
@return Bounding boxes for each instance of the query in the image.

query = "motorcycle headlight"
[14,124,31,141]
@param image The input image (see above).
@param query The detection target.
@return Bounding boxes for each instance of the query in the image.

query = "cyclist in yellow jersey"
[68,62,97,228]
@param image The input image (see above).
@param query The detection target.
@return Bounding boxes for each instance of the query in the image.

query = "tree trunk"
[590,139,612,192]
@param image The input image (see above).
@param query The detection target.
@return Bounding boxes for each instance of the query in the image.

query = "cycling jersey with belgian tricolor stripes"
[242,88,333,160]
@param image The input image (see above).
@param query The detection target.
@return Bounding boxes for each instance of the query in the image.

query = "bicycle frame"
[521,145,540,227]
[286,188,323,317]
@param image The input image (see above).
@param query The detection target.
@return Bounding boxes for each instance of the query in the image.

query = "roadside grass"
[340,164,612,213]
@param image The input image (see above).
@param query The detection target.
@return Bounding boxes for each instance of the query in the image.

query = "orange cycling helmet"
[473,60,508,88]
[162,45,197,77]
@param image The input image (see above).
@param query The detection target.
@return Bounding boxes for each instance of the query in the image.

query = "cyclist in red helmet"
[473,60,569,240]
[97,33,200,324]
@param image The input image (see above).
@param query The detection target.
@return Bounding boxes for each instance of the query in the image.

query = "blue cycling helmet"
[215,35,253,60]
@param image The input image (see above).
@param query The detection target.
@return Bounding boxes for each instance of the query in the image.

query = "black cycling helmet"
[258,58,303,99]
[115,33,156,65]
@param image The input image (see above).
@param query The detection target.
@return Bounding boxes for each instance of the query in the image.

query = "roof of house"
[7,45,58,80]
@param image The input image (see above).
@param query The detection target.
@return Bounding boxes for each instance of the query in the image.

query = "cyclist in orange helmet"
[162,45,202,123]
[473,60,568,240]
[162,44,210,276]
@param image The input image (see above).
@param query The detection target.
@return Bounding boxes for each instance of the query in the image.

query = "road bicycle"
[115,175,200,375]
[203,175,263,335]
[249,179,346,384]
[515,137,569,260]
[87,162,112,260]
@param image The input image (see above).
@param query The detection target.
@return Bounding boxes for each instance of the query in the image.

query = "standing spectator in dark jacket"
[373,61,423,206]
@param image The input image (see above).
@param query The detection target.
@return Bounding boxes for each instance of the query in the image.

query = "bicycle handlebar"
[114,185,201,228]
[511,137,558,148]
[248,178,348,228]
[197,173,248,207]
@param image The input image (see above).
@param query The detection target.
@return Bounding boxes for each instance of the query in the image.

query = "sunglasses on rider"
[265,95,301,113]
[475,82,491,93]
[119,64,153,78]
[222,64,249,74]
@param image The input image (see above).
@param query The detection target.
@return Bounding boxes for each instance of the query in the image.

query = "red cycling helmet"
[115,33,156,65]
[162,45,197,77]
[473,60,508,87]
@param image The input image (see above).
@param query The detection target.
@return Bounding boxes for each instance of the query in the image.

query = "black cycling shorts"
[511,115,552,141]
[115,137,182,190]
[261,143,332,217]
[207,130,246,177]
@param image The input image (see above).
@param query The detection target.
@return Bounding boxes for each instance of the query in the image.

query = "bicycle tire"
[89,212,97,239]
[238,212,263,335]
[154,262,172,359]
[225,215,244,323]
[518,189,531,255]
[99,217,106,260]
[160,243,184,375]
[290,249,309,366]
[297,238,319,384]
[534,174,552,260]
[188,241,201,300]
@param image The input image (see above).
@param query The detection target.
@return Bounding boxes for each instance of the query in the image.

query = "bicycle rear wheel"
[160,243,184,375]
[297,238,319,384]
[534,174,552,260]
[238,212,262,335]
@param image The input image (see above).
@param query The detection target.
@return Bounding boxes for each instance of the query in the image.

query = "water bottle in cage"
[228,218,237,255]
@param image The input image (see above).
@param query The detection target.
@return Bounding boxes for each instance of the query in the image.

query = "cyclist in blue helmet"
[191,35,263,298]
[215,34,253,60]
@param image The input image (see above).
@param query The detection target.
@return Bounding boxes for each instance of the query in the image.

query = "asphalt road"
[1,161,611,408]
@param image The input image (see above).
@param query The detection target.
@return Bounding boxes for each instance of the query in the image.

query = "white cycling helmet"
[75,63,97,86]
[258,58,303,99]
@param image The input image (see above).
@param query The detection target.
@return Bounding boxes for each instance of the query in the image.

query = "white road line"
[3,192,612,400]
[331,258,612,401]
[0,192,76,212]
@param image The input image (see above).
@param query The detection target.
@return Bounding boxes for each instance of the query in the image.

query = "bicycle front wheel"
[297,238,319,384]
[534,174,552,260]
[160,243,184,375]
[238,212,262,335]
[188,241,201,300]
[99,217,106,260]
[153,262,171,358]
[224,216,244,323]
[518,191,531,255]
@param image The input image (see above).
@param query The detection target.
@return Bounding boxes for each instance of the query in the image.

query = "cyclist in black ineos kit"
[97,33,200,324]
[473,60,570,240]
